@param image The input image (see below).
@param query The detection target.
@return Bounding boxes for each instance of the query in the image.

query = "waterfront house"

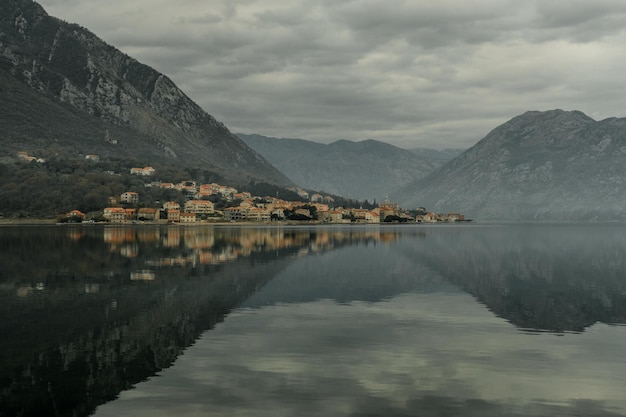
[320,210,343,223]
[246,207,271,222]
[103,207,127,223]
[179,212,197,223]
[167,209,181,222]
[137,208,160,221]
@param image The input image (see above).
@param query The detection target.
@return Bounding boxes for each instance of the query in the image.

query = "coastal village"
[15,152,465,224]
[58,163,465,225]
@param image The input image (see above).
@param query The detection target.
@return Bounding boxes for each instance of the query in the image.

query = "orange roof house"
[66,209,85,218]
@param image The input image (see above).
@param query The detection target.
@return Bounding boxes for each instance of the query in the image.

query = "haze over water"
[2,223,626,416]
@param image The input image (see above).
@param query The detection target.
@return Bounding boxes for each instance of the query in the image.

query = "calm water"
[1,223,626,416]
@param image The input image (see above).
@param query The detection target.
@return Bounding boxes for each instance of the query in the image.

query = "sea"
[1,223,626,417]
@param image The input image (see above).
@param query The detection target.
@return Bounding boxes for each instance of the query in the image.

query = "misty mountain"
[396,109,626,221]
[237,133,449,202]
[0,0,291,187]
[407,147,464,160]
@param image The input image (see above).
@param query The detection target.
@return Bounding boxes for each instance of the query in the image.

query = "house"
[246,207,271,222]
[130,270,155,281]
[163,201,181,211]
[184,200,214,214]
[85,154,100,162]
[445,212,464,222]
[233,192,252,200]
[311,203,329,212]
[422,212,438,223]
[124,208,136,220]
[130,167,156,176]
[239,199,254,208]
[103,207,127,223]
[320,210,343,223]
[197,187,214,198]
[378,198,399,221]
[177,181,197,194]
[365,211,380,223]
[271,209,286,220]
[310,193,324,203]
[224,207,244,221]
[379,208,396,221]
[137,208,160,221]
[221,186,238,197]
[179,212,197,223]
[121,191,139,204]
[64,210,86,222]
[167,209,181,222]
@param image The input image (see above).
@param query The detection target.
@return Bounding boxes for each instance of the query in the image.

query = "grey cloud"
[331,1,522,47]
[534,0,626,28]
[36,0,626,148]
[178,13,222,25]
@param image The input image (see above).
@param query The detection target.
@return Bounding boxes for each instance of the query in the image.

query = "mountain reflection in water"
[1,223,626,417]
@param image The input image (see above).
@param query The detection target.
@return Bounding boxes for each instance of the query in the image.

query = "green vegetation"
[0,155,208,218]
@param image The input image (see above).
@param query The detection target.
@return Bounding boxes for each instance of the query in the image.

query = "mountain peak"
[398,109,626,221]
[471,109,596,153]
[514,109,595,125]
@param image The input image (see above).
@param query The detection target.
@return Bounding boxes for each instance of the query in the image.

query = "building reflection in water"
[99,225,400,269]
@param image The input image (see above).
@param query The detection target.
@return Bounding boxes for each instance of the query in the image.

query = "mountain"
[237,133,447,202]
[396,109,626,220]
[407,147,464,160]
[0,0,291,187]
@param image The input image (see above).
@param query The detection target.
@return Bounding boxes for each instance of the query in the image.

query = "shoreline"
[0,219,424,227]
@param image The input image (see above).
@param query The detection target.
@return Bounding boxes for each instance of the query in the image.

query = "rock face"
[397,109,626,220]
[238,133,448,201]
[0,0,291,186]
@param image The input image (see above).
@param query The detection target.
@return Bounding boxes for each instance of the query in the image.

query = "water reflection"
[0,225,395,417]
[408,223,626,332]
[1,224,626,417]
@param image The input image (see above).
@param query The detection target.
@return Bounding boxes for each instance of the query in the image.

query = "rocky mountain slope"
[0,0,291,187]
[238,133,451,202]
[397,109,626,220]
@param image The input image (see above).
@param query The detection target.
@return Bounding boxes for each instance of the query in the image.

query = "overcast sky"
[37,0,626,149]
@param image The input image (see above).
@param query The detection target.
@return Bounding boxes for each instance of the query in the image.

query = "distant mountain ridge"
[238,133,456,201]
[0,0,291,187]
[407,148,465,160]
[396,109,626,221]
